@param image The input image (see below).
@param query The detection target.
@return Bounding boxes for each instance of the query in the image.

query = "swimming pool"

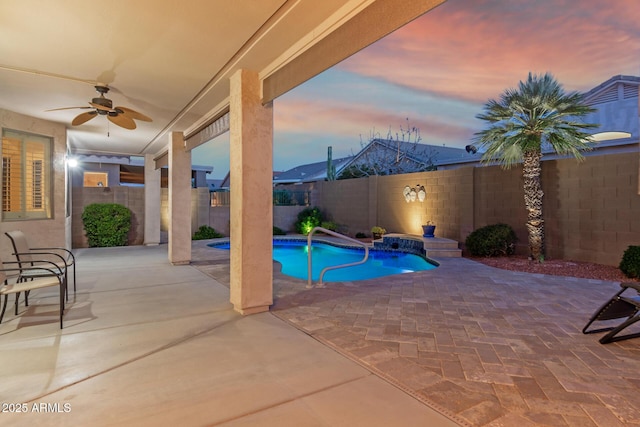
[210,239,436,282]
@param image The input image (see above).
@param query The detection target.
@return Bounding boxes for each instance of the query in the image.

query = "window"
[1,129,52,220]
[83,171,108,187]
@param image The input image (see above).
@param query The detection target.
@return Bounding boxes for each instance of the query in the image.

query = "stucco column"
[168,131,191,264]
[144,154,161,246]
[229,69,273,315]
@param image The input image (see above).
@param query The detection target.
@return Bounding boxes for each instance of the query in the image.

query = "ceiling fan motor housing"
[93,85,113,114]
[91,96,113,116]
[92,96,113,109]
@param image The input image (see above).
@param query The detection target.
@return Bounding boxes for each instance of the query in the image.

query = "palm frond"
[474,72,598,168]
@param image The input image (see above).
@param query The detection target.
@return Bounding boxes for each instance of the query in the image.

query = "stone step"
[422,237,460,250]
[373,234,462,258]
[426,248,462,258]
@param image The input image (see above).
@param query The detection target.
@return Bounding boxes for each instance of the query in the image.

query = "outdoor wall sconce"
[403,184,426,203]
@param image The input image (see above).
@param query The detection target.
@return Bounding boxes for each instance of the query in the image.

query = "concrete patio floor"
[2,241,640,426]
[0,244,456,427]
[192,239,640,427]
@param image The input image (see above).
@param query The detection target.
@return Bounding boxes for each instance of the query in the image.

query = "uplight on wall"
[403,184,426,203]
[67,157,78,168]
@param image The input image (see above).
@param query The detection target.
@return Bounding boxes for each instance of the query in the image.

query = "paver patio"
[2,241,639,426]
[193,239,640,426]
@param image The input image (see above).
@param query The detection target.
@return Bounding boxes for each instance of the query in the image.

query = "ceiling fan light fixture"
[48,84,152,130]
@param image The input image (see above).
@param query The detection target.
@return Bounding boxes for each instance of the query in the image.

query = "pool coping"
[206,235,440,268]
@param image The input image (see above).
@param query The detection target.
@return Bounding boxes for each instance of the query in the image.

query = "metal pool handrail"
[307,227,370,288]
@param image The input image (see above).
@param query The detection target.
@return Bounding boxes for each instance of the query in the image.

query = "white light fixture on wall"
[403,184,426,203]
[417,186,426,202]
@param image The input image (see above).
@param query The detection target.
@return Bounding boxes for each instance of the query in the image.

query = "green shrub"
[81,203,132,247]
[192,225,224,240]
[294,207,324,235]
[355,232,367,238]
[273,226,287,235]
[620,246,640,278]
[465,223,517,257]
[371,226,386,235]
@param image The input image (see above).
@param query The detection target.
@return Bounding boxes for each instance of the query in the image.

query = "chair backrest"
[5,231,33,266]
[0,253,5,284]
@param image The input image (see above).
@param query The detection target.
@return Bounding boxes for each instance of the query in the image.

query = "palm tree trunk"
[522,150,544,261]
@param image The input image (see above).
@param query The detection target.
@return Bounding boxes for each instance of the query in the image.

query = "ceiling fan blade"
[108,113,136,130]
[115,106,152,122]
[89,102,113,112]
[46,106,91,112]
[72,111,98,126]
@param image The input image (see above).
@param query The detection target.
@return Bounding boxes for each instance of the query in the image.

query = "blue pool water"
[210,240,436,282]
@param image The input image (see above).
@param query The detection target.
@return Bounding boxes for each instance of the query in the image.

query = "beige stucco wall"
[0,109,69,261]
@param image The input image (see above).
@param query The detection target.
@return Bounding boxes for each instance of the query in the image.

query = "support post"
[229,69,273,314]
[144,154,161,246]
[168,131,191,265]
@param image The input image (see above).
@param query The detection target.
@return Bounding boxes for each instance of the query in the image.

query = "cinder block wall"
[72,186,145,248]
[315,153,639,266]
[71,152,639,266]
[314,178,371,234]
[543,153,640,265]
[317,168,475,241]
[273,206,308,232]
[208,205,308,236]
[472,165,529,252]
[209,207,230,235]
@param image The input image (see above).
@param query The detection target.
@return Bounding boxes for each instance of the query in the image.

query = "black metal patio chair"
[583,282,640,344]
[0,256,66,328]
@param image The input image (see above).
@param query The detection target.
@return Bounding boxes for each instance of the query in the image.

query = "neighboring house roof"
[273,156,353,184]
[582,75,640,105]
[206,179,223,190]
[580,74,639,150]
[343,139,483,172]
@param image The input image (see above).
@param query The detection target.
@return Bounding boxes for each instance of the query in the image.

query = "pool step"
[422,237,462,258]
[373,234,462,258]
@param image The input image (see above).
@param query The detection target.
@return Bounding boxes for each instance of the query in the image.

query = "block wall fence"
[73,187,306,248]
[311,152,640,266]
[71,152,639,266]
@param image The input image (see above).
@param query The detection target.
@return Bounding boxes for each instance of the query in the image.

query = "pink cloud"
[275,98,473,147]
[339,0,640,102]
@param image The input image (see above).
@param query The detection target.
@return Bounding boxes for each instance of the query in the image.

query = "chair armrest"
[13,250,68,267]
[621,282,640,293]
[0,262,65,278]
[31,247,75,264]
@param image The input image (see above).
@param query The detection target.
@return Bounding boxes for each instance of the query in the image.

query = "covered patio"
[0,244,456,426]
[0,0,448,316]
[1,243,639,426]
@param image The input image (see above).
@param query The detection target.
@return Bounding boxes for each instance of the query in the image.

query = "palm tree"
[474,72,597,261]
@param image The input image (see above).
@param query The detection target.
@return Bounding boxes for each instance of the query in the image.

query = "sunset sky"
[195,0,640,179]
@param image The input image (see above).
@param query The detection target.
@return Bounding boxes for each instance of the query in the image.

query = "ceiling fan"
[47,85,152,130]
